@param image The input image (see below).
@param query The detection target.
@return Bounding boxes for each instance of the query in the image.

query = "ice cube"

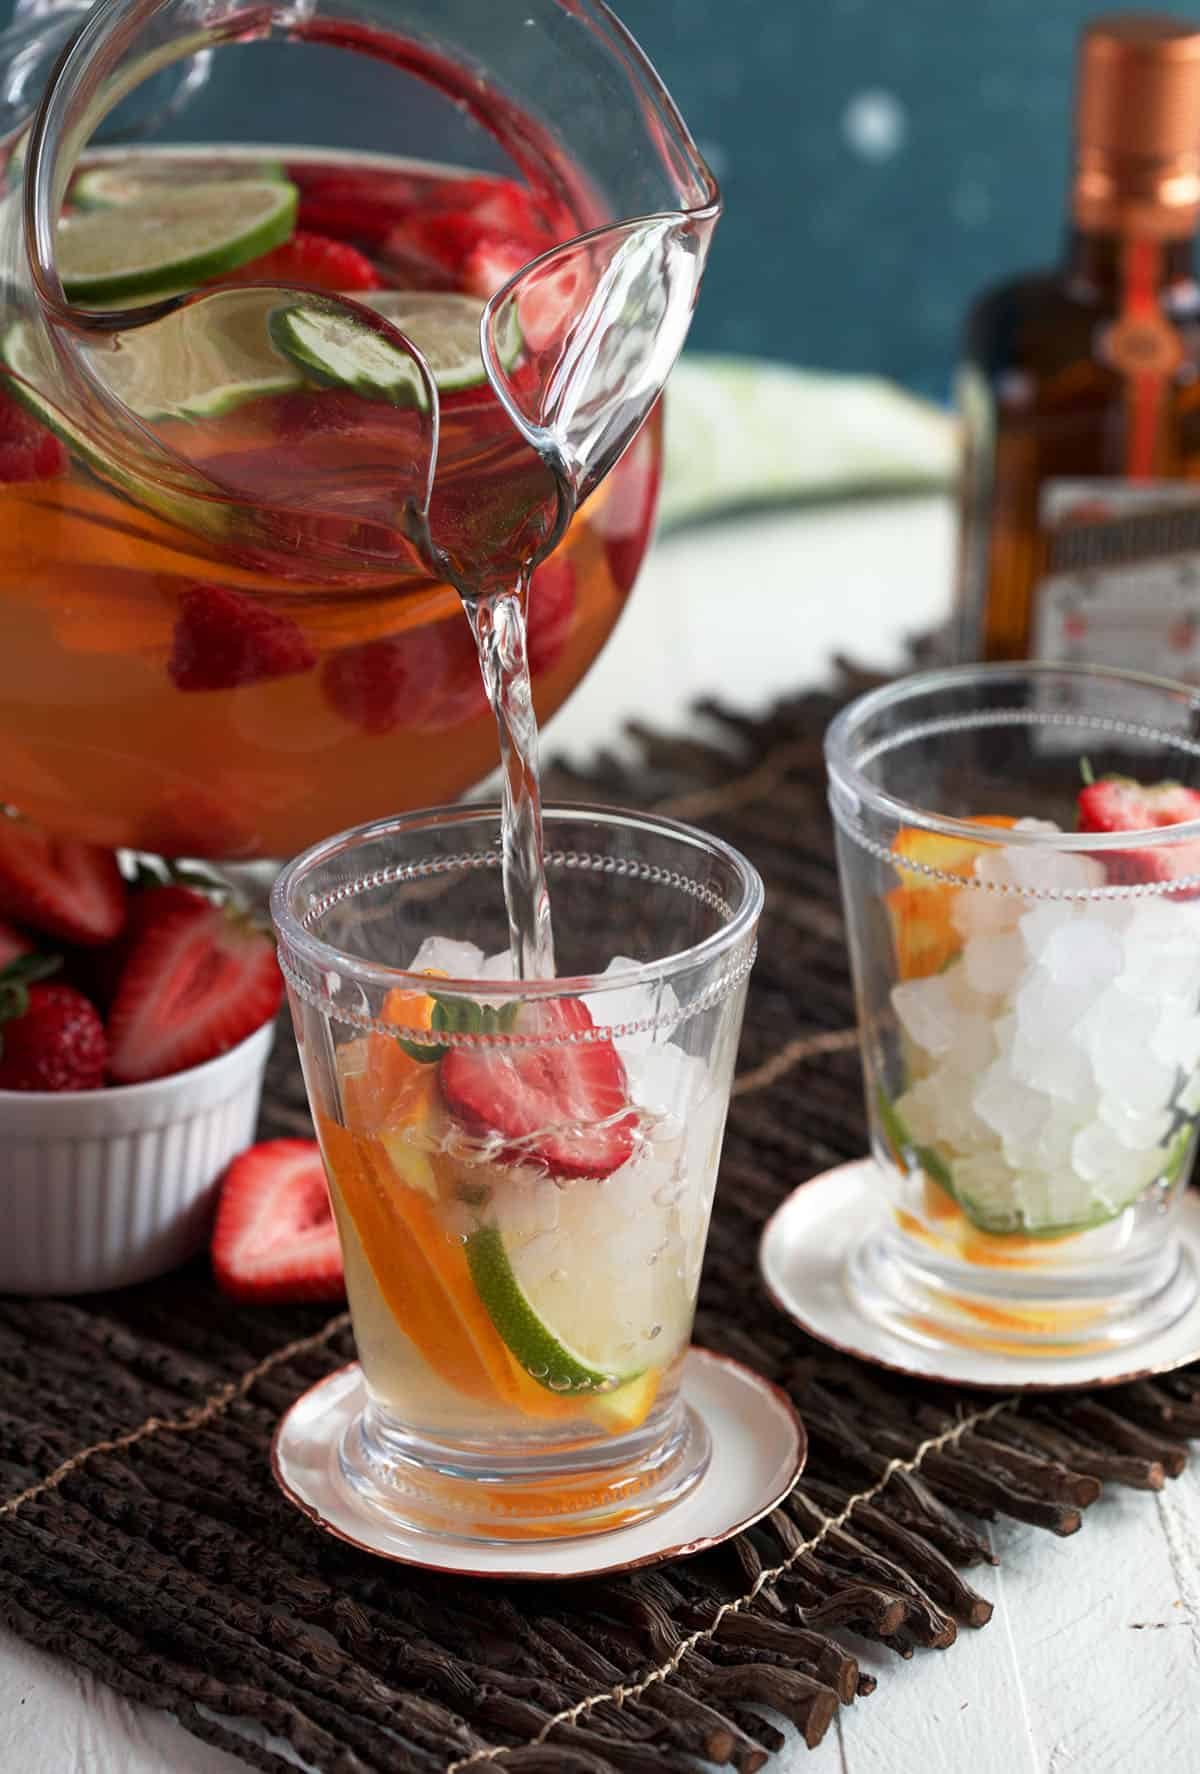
[1002,824,1107,895]
[1018,900,1081,961]
[1071,1119,1127,1186]
[973,1061,1050,1150]
[963,930,1028,997]
[950,857,1022,938]
[901,1071,989,1154]
[1097,1095,1173,1153]
[1120,900,1200,1002]
[479,949,516,981]
[940,1012,1000,1078]
[407,935,485,978]
[1018,1169,1099,1231]
[624,1043,707,1119]
[1083,990,1178,1115]
[1009,1022,1093,1106]
[1014,969,1105,1046]
[593,957,680,1053]
[1180,1073,1200,1115]
[955,1148,1018,1222]
[892,973,963,1058]
[1092,1143,1169,1214]
[894,1081,939,1146]
[1038,919,1124,991]
[1033,1103,1086,1172]
[1148,1000,1200,1070]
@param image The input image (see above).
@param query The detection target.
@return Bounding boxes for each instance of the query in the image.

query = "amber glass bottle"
[956,15,1200,684]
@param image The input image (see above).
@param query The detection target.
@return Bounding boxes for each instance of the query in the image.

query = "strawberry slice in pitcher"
[1078,776,1200,894]
[439,997,636,1181]
[218,230,382,292]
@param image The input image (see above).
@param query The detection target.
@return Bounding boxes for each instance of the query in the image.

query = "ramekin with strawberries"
[0,813,282,1293]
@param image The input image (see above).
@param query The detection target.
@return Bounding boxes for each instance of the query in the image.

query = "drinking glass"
[825,662,1200,1358]
[271,803,761,1541]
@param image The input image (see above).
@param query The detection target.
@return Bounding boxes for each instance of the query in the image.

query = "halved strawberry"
[1078,776,1200,892]
[107,897,282,1084]
[68,882,211,1012]
[169,583,317,692]
[0,818,126,947]
[0,388,67,482]
[211,1139,344,1304]
[218,231,382,293]
[321,619,486,734]
[439,997,636,1180]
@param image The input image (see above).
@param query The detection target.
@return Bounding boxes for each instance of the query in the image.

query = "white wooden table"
[3,495,1199,1771]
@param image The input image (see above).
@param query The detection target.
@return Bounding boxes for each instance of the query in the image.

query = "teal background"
[7,1,1199,398]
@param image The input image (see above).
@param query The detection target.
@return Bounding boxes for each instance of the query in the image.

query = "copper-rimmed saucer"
[271,1347,805,1579]
[760,1158,1200,1391]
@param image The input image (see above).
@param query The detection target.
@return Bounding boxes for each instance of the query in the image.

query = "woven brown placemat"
[2,663,1198,1774]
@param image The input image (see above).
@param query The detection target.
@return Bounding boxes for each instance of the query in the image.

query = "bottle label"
[1033,480,1200,727]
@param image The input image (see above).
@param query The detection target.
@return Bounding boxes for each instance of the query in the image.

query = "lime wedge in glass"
[464,1220,659,1432]
[57,179,298,305]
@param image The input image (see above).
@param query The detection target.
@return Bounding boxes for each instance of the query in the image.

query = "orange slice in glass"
[886,816,1017,980]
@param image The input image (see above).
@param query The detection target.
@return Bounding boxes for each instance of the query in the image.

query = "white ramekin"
[0,1019,276,1295]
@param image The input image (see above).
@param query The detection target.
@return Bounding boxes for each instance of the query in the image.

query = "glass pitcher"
[0,0,718,861]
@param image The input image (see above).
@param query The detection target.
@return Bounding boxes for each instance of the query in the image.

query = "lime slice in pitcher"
[6,293,303,425]
[57,179,299,305]
[270,290,520,398]
[2,320,230,540]
[269,302,432,406]
[71,156,289,210]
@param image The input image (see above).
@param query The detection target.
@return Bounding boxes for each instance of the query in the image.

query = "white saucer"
[272,1347,806,1579]
[760,1159,1200,1391]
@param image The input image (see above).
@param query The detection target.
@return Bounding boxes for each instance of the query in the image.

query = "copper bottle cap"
[1073,14,1200,235]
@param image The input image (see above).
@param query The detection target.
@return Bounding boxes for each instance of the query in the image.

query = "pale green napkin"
[660,354,957,532]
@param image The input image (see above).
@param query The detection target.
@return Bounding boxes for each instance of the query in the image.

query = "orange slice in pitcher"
[886,816,1017,979]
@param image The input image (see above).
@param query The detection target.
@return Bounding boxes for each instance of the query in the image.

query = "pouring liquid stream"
[465,578,556,980]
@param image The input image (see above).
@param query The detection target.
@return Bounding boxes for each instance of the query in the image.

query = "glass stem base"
[336,1396,711,1545]
[847,1221,1199,1359]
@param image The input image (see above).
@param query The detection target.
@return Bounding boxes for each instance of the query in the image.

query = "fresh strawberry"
[68,882,212,1012]
[1078,776,1200,891]
[0,389,67,482]
[211,1139,344,1304]
[0,956,106,1091]
[0,920,33,967]
[219,231,382,293]
[168,583,317,692]
[321,630,442,734]
[107,897,282,1084]
[462,234,532,300]
[526,553,576,676]
[0,817,125,946]
[296,171,420,245]
[439,997,636,1181]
